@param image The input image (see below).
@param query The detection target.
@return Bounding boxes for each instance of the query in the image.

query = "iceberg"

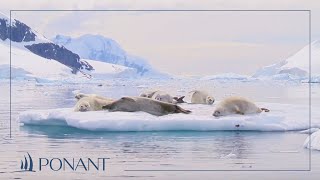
[253,40,320,82]
[303,129,320,151]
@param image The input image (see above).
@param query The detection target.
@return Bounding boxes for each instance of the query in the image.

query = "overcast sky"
[1,0,318,76]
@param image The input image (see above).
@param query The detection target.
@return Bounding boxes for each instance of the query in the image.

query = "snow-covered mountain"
[0,12,93,73]
[0,12,168,81]
[0,41,73,80]
[0,41,138,81]
[0,12,146,81]
[253,40,320,82]
[52,34,161,76]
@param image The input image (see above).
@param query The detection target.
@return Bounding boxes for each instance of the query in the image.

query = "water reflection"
[21,124,257,160]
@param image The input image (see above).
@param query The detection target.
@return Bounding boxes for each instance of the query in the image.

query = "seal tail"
[261,108,270,112]
[175,105,191,114]
[173,96,186,103]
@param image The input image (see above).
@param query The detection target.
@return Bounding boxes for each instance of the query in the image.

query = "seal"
[102,97,191,116]
[139,90,158,98]
[213,96,269,117]
[140,90,185,104]
[151,91,175,104]
[75,93,113,101]
[190,90,215,105]
[152,91,185,104]
[74,96,113,112]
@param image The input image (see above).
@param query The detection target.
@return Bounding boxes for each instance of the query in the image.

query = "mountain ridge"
[52,34,154,75]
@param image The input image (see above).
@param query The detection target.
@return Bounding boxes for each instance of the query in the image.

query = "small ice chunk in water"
[304,130,320,151]
[299,128,319,134]
[222,153,237,159]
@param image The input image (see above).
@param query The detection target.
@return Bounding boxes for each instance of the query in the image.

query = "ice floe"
[18,102,319,132]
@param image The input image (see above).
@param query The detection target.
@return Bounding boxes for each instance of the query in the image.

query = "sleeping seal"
[213,96,269,117]
[139,90,158,98]
[74,96,113,112]
[151,91,185,104]
[75,93,114,101]
[190,90,215,105]
[140,90,185,104]
[102,97,191,116]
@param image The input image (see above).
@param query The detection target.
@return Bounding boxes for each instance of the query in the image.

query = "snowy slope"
[0,42,73,80]
[0,12,94,74]
[0,12,49,44]
[82,59,138,79]
[52,34,166,77]
[253,41,320,82]
[0,41,140,81]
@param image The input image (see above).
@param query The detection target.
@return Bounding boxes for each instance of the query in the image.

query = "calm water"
[0,79,320,179]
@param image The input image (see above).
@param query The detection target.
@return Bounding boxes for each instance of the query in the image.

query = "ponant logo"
[20,152,35,172]
[17,152,109,172]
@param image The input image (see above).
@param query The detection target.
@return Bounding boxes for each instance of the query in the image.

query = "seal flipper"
[234,106,244,115]
[175,105,191,114]
[173,96,186,103]
[102,103,112,110]
[261,108,270,112]
[236,110,244,115]
[121,97,135,102]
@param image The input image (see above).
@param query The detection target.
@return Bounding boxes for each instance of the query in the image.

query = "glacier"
[52,34,166,77]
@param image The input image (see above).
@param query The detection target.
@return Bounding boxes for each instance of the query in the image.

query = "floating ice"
[299,128,319,134]
[303,130,320,151]
[201,73,250,81]
[18,102,319,132]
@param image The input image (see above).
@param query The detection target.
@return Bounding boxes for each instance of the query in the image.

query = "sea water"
[0,79,320,179]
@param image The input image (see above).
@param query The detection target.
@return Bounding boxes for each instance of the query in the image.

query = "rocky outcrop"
[25,43,93,73]
[0,18,36,42]
[0,13,94,74]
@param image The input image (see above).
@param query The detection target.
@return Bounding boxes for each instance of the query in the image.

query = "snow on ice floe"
[18,102,319,132]
[304,129,320,151]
